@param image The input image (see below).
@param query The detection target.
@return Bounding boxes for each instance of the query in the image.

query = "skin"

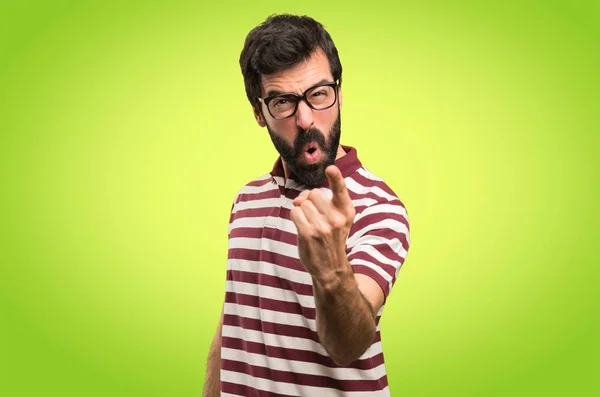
[255,48,384,347]
[203,307,222,397]
[203,48,385,396]
[291,165,384,365]
[252,49,346,172]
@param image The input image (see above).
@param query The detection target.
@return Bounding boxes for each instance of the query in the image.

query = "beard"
[267,113,341,187]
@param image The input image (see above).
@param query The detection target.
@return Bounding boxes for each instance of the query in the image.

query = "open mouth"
[303,141,319,154]
[302,142,321,164]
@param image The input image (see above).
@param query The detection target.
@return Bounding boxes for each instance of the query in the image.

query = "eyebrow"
[265,78,332,98]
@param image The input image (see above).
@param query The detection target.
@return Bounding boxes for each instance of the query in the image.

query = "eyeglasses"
[258,80,339,120]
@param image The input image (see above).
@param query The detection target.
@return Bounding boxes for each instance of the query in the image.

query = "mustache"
[293,128,327,155]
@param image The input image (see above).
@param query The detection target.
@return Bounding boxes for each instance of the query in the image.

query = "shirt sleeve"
[346,200,410,302]
[227,192,241,240]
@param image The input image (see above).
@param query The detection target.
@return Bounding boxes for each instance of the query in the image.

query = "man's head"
[239,14,343,187]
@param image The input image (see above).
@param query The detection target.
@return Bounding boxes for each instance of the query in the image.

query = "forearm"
[203,320,222,397]
[312,261,377,366]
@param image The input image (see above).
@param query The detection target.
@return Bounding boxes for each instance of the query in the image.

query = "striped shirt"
[221,146,410,397]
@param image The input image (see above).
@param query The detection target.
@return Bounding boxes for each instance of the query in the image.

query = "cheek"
[268,119,297,144]
[315,108,339,134]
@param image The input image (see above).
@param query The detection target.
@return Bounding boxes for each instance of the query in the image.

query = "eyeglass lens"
[269,84,336,119]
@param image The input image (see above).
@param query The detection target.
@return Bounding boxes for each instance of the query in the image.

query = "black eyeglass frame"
[257,80,340,120]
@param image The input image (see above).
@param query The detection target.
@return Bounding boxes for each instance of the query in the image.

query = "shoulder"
[229,173,278,214]
[346,167,408,218]
[345,167,410,250]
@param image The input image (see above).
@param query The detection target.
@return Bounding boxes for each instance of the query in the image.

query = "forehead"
[260,48,333,96]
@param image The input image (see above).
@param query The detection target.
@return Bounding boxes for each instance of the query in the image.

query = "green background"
[1,1,598,396]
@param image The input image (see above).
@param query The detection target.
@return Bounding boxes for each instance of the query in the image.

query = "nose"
[295,100,314,131]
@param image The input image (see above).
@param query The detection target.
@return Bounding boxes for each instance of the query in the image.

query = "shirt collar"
[270,145,362,188]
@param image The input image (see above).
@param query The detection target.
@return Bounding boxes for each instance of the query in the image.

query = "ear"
[338,86,343,109]
[253,106,267,127]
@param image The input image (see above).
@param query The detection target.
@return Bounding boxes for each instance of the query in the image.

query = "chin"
[293,160,332,187]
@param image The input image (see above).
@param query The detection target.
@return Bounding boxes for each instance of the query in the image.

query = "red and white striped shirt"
[221,146,410,396]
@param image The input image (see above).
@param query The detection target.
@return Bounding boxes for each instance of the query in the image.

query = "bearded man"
[203,14,410,397]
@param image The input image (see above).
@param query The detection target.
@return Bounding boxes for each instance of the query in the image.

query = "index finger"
[325,165,352,211]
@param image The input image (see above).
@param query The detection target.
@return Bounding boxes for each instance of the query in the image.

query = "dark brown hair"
[239,14,343,109]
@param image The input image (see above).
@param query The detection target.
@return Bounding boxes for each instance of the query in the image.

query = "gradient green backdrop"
[1,1,598,396]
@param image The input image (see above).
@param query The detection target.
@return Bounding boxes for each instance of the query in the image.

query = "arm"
[202,308,223,397]
[291,166,387,366]
[312,265,384,365]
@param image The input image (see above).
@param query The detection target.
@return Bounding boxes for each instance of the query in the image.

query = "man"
[203,14,410,397]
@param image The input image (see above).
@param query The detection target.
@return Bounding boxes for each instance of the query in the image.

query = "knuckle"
[300,200,312,209]
[348,207,356,220]
[329,213,346,229]
[304,227,318,239]
[308,189,321,200]
[317,224,331,236]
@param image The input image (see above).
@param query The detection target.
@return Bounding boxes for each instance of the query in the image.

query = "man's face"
[254,49,342,187]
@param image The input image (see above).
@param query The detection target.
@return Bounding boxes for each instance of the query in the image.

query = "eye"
[272,98,288,108]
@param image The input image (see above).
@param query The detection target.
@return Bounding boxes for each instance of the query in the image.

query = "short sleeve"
[346,201,410,302]
[227,192,241,240]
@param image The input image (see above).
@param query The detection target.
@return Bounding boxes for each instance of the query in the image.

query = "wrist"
[313,264,354,294]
